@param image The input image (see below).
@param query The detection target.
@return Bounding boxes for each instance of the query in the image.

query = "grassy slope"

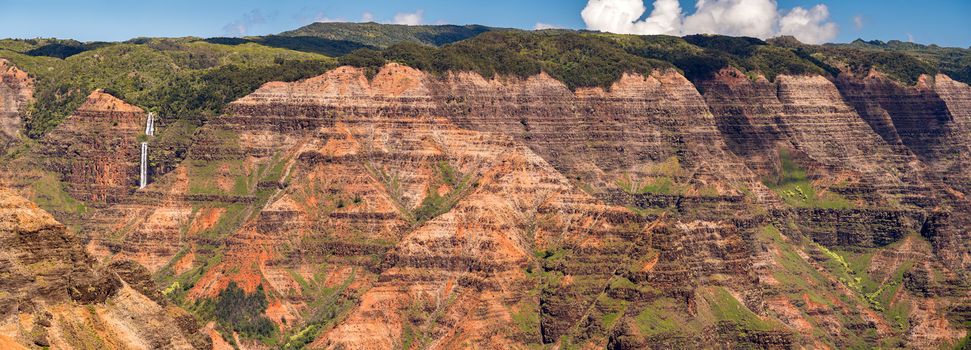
[0,38,336,227]
[763,149,854,209]
[278,22,497,48]
[4,28,969,138]
[339,30,971,91]
[0,38,334,137]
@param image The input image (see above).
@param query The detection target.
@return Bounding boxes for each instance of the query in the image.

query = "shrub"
[341,31,672,90]
[215,282,277,338]
[1,40,333,138]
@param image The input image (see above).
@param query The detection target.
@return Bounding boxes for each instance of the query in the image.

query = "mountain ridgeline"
[279,22,498,48]
[0,23,970,349]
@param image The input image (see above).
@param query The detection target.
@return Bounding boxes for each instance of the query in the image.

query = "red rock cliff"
[40,89,146,204]
[0,59,33,149]
[64,64,971,349]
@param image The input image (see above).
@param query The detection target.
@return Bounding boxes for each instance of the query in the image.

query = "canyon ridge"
[0,23,969,349]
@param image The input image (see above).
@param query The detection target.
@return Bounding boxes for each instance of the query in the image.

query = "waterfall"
[145,112,155,136]
[139,112,154,189]
[139,142,148,189]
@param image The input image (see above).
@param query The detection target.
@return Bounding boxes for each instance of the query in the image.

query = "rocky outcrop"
[834,72,971,272]
[0,188,209,349]
[40,90,146,204]
[441,69,766,202]
[837,73,971,192]
[0,188,115,311]
[703,68,930,206]
[0,59,32,150]
[148,65,779,349]
[789,208,921,248]
[922,75,971,273]
[60,63,971,349]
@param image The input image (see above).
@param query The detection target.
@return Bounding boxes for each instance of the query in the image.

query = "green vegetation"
[28,171,88,217]
[186,159,246,196]
[773,38,971,85]
[815,241,916,318]
[765,149,853,209]
[616,157,690,195]
[204,35,374,57]
[956,333,971,350]
[700,286,777,331]
[511,300,541,335]
[336,29,970,91]
[149,56,333,125]
[758,223,922,346]
[279,22,497,48]
[631,34,826,81]
[59,313,109,350]
[281,268,358,350]
[754,225,887,347]
[338,30,887,90]
[400,292,458,350]
[340,31,674,90]
[629,286,781,341]
[0,37,334,138]
[2,23,969,349]
[634,299,681,336]
[157,246,225,306]
[147,119,198,174]
[370,159,479,226]
[342,27,966,92]
[0,38,112,59]
[412,161,477,224]
[214,282,277,339]
[3,26,967,139]
[595,294,629,330]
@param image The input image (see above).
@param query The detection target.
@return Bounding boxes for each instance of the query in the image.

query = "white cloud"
[581,0,839,44]
[393,10,424,25]
[777,4,838,44]
[683,0,778,38]
[581,0,682,35]
[362,11,375,22]
[853,15,863,30]
[534,22,563,30]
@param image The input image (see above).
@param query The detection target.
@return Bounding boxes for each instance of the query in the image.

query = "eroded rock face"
[837,73,971,191]
[833,73,971,272]
[0,187,123,311]
[0,188,209,349]
[704,68,930,204]
[699,68,789,177]
[698,68,971,280]
[40,89,146,204]
[55,64,971,349]
[0,59,32,150]
[441,69,765,200]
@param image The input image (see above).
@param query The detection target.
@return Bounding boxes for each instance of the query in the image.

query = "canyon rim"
[0,6,970,350]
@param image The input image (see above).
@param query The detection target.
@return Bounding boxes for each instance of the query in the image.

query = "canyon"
[0,188,210,349]
[0,32,969,349]
[0,59,32,152]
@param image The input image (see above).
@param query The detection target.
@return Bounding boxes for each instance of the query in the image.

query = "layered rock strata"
[0,59,32,149]
[171,65,787,348]
[833,72,971,271]
[0,188,209,349]
[64,63,971,349]
[40,90,146,204]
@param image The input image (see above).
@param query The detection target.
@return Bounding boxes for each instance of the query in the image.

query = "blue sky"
[0,1,968,47]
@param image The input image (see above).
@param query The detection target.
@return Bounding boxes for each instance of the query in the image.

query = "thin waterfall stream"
[139,112,154,189]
